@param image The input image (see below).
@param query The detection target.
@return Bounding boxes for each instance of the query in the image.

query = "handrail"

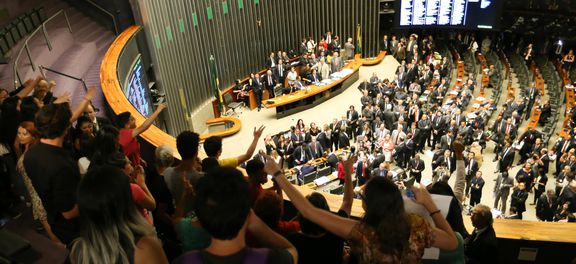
[40,65,88,92]
[84,0,118,35]
[13,9,72,89]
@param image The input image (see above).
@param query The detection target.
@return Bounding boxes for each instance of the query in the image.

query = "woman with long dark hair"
[264,155,457,263]
[70,165,167,263]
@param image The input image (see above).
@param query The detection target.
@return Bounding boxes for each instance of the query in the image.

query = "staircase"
[0,0,115,117]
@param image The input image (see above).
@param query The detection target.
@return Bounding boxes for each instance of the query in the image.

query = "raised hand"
[254,125,265,139]
[263,154,282,175]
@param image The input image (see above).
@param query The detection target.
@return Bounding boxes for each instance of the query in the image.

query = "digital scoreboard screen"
[397,0,502,29]
[123,54,152,117]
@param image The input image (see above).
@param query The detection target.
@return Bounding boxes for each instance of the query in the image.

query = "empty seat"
[223,93,244,115]
[30,9,41,27]
[302,171,317,185]
[23,15,34,32]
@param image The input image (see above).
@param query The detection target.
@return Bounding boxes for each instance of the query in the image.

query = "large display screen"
[396,0,502,29]
[123,54,152,117]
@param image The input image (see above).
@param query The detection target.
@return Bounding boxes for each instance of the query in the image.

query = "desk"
[263,52,386,118]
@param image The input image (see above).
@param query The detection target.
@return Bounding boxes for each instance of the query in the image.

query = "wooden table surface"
[263,51,386,108]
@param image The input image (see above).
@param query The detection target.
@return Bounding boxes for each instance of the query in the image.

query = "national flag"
[356,24,362,54]
[209,55,224,113]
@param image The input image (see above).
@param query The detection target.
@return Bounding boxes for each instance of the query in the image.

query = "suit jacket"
[261,74,277,89]
[307,142,324,159]
[470,177,485,195]
[253,77,263,92]
[434,156,456,174]
[465,158,479,177]
[331,57,343,73]
[266,57,276,69]
[274,64,287,80]
[338,132,350,148]
[408,158,425,175]
[293,146,310,164]
[440,134,454,151]
[464,226,498,264]
[93,116,111,133]
[499,147,515,171]
[308,72,322,83]
[317,63,330,80]
[536,194,556,221]
[494,173,514,195]
[371,168,388,178]
[511,188,529,213]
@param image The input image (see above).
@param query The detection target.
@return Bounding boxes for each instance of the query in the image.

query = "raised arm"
[339,155,356,216]
[69,87,96,123]
[452,141,466,203]
[15,76,42,99]
[411,184,458,251]
[133,103,167,138]
[134,166,156,210]
[236,125,265,164]
[263,155,358,239]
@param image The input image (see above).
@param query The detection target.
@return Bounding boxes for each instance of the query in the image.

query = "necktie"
[416,160,419,169]
[380,170,384,177]
[562,141,569,153]
[506,125,510,135]
[279,65,283,76]
[268,76,272,85]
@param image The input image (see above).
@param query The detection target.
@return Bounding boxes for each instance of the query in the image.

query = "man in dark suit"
[84,103,110,133]
[555,137,573,176]
[275,59,287,88]
[526,83,539,120]
[265,52,276,69]
[347,105,359,140]
[465,152,479,196]
[536,189,557,222]
[510,183,529,219]
[498,141,515,173]
[292,142,310,166]
[469,171,485,206]
[408,154,425,183]
[465,204,498,264]
[439,130,454,152]
[338,126,350,149]
[356,155,372,186]
[431,111,446,150]
[253,73,264,111]
[307,136,324,160]
[381,34,390,52]
[307,68,322,84]
[262,70,277,99]
[434,150,456,175]
[371,162,389,178]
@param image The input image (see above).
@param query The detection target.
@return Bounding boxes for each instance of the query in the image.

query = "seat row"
[0,7,47,58]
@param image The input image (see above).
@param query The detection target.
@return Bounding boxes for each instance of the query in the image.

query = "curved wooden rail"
[101,25,241,159]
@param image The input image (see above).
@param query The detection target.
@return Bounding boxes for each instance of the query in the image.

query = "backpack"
[175,248,270,264]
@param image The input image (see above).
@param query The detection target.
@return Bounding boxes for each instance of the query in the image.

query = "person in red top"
[115,103,167,166]
[337,156,346,184]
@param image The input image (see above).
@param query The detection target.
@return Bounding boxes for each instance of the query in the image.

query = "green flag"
[209,55,224,113]
[356,24,362,54]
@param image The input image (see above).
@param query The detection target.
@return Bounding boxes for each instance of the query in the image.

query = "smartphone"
[404,177,416,199]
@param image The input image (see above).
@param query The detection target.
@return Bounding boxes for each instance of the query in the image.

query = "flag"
[209,55,224,113]
[356,24,362,54]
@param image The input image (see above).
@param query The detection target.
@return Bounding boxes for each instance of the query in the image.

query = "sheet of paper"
[404,194,453,260]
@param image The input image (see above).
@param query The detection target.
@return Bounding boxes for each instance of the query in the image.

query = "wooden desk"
[263,52,386,118]
[101,25,241,159]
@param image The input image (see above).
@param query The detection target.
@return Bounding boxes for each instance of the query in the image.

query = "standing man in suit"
[84,103,110,133]
[465,152,479,196]
[307,68,322,84]
[307,136,324,159]
[536,189,557,222]
[381,34,390,52]
[371,162,389,178]
[510,183,529,219]
[431,111,446,150]
[408,154,425,183]
[330,52,343,73]
[275,60,287,88]
[266,52,276,69]
[523,43,534,66]
[498,141,515,173]
[262,70,277,99]
[469,171,485,207]
[253,73,263,111]
[493,171,514,213]
[526,82,539,120]
[347,105,359,140]
[344,37,355,61]
[440,130,454,152]
[316,58,330,80]
[465,204,498,264]
[555,136,573,176]
[434,149,456,176]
